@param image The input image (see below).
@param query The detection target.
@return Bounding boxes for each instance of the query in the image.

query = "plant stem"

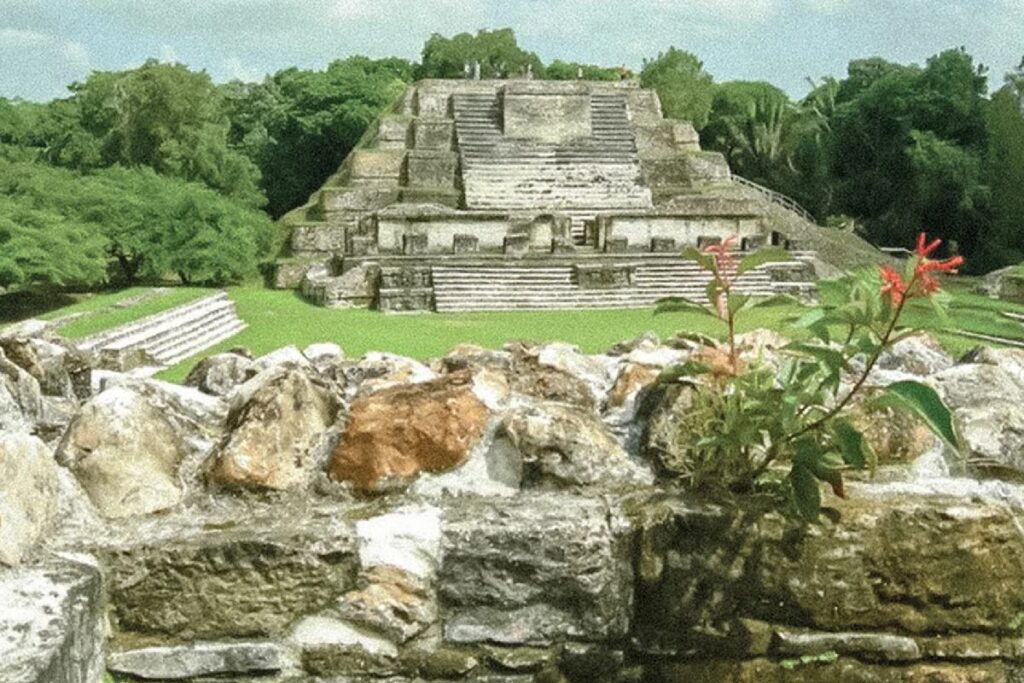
[785,294,908,443]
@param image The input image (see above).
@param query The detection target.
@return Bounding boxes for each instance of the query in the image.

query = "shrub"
[656,234,962,519]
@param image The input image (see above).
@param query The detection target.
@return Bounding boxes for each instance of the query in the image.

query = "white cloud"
[158,44,180,64]
[0,27,92,99]
[0,27,53,47]
[221,56,262,82]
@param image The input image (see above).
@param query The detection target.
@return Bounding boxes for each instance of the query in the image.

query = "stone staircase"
[453,92,652,210]
[77,291,246,369]
[431,261,784,312]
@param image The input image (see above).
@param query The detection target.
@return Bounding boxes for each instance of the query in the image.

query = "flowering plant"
[655,234,961,519]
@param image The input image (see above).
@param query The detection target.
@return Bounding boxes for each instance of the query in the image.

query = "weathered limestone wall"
[603,214,763,250]
[6,328,1019,680]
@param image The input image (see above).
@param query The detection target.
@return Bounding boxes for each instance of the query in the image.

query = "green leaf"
[749,293,803,308]
[671,331,721,347]
[873,380,960,451]
[928,293,952,327]
[681,246,716,272]
[728,293,751,315]
[736,247,791,276]
[706,278,722,309]
[784,342,848,374]
[790,463,822,521]
[831,419,871,469]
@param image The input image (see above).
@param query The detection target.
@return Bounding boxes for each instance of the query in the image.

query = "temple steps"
[453,91,650,211]
[431,264,786,312]
[77,291,247,369]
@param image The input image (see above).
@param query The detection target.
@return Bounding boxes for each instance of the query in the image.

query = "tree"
[0,160,276,286]
[418,29,542,80]
[981,84,1024,269]
[44,60,264,207]
[702,81,793,185]
[640,48,714,129]
[225,56,413,218]
[0,196,107,291]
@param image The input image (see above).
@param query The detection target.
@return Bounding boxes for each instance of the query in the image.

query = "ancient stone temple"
[275,79,858,312]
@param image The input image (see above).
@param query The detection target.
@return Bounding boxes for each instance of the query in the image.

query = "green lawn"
[156,287,804,382]
[11,273,1024,385]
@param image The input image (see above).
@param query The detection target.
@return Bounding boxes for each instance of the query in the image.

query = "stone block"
[627,89,663,124]
[108,642,286,680]
[319,186,400,213]
[349,150,406,184]
[403,233,429,255]
[439,494,632,645]
[504,233,530,256]
[91,503,359,642]
[685,151,731,182]
[651,237,676,253]
[651,659,1017,683]
[742,234,767,251]
[576,264,634,289]
[0,555,105,683]
[377,289,434,313]
[273,256,326,289]
[291,224,346,253]
[453,234,480,254]
[406,151,458,188]
[376,116,411,149]
[416,88,453,117]
[348,234,378,256]
[633,491,1024,656]
[550,236,575,254]
[380,267,431,289]
[672,121,701,152]
[605,236,629,253]
[414,119,454,150]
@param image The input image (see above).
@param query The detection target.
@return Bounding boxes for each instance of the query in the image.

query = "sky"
[0,0,1021,102]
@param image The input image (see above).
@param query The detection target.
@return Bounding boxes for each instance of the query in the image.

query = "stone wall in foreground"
[5,324,1024,681]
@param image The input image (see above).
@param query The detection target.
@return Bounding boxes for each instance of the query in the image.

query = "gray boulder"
[0,555,105,683]
[55,386,187,518]
[185,351,254,397]
[0,432,60,566]
[504,399,653,489]
[208,366,339,491]
[0,348,42,434]
[876,333,954,377]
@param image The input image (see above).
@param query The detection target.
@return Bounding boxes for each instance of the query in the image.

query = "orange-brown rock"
[328,373,490,492]
[608,363,660,409]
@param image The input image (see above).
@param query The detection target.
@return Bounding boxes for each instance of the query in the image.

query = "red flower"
[880,233,963,306]
[916,232,942,259]
[879,264,908,306]
[703,234,738,279]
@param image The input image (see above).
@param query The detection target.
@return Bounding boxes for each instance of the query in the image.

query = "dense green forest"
[1,28,1022,293]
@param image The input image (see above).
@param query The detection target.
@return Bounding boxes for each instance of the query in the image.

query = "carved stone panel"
[651,237,677,253]
[379,266,432,289]
[576,264,635,289]
[453,234,480,254]
[403,233,429,255]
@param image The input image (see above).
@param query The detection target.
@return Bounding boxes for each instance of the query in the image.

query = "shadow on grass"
[0,289,82,324]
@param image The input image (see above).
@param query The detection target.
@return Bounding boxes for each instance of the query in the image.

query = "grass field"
[6,273,1024,385]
